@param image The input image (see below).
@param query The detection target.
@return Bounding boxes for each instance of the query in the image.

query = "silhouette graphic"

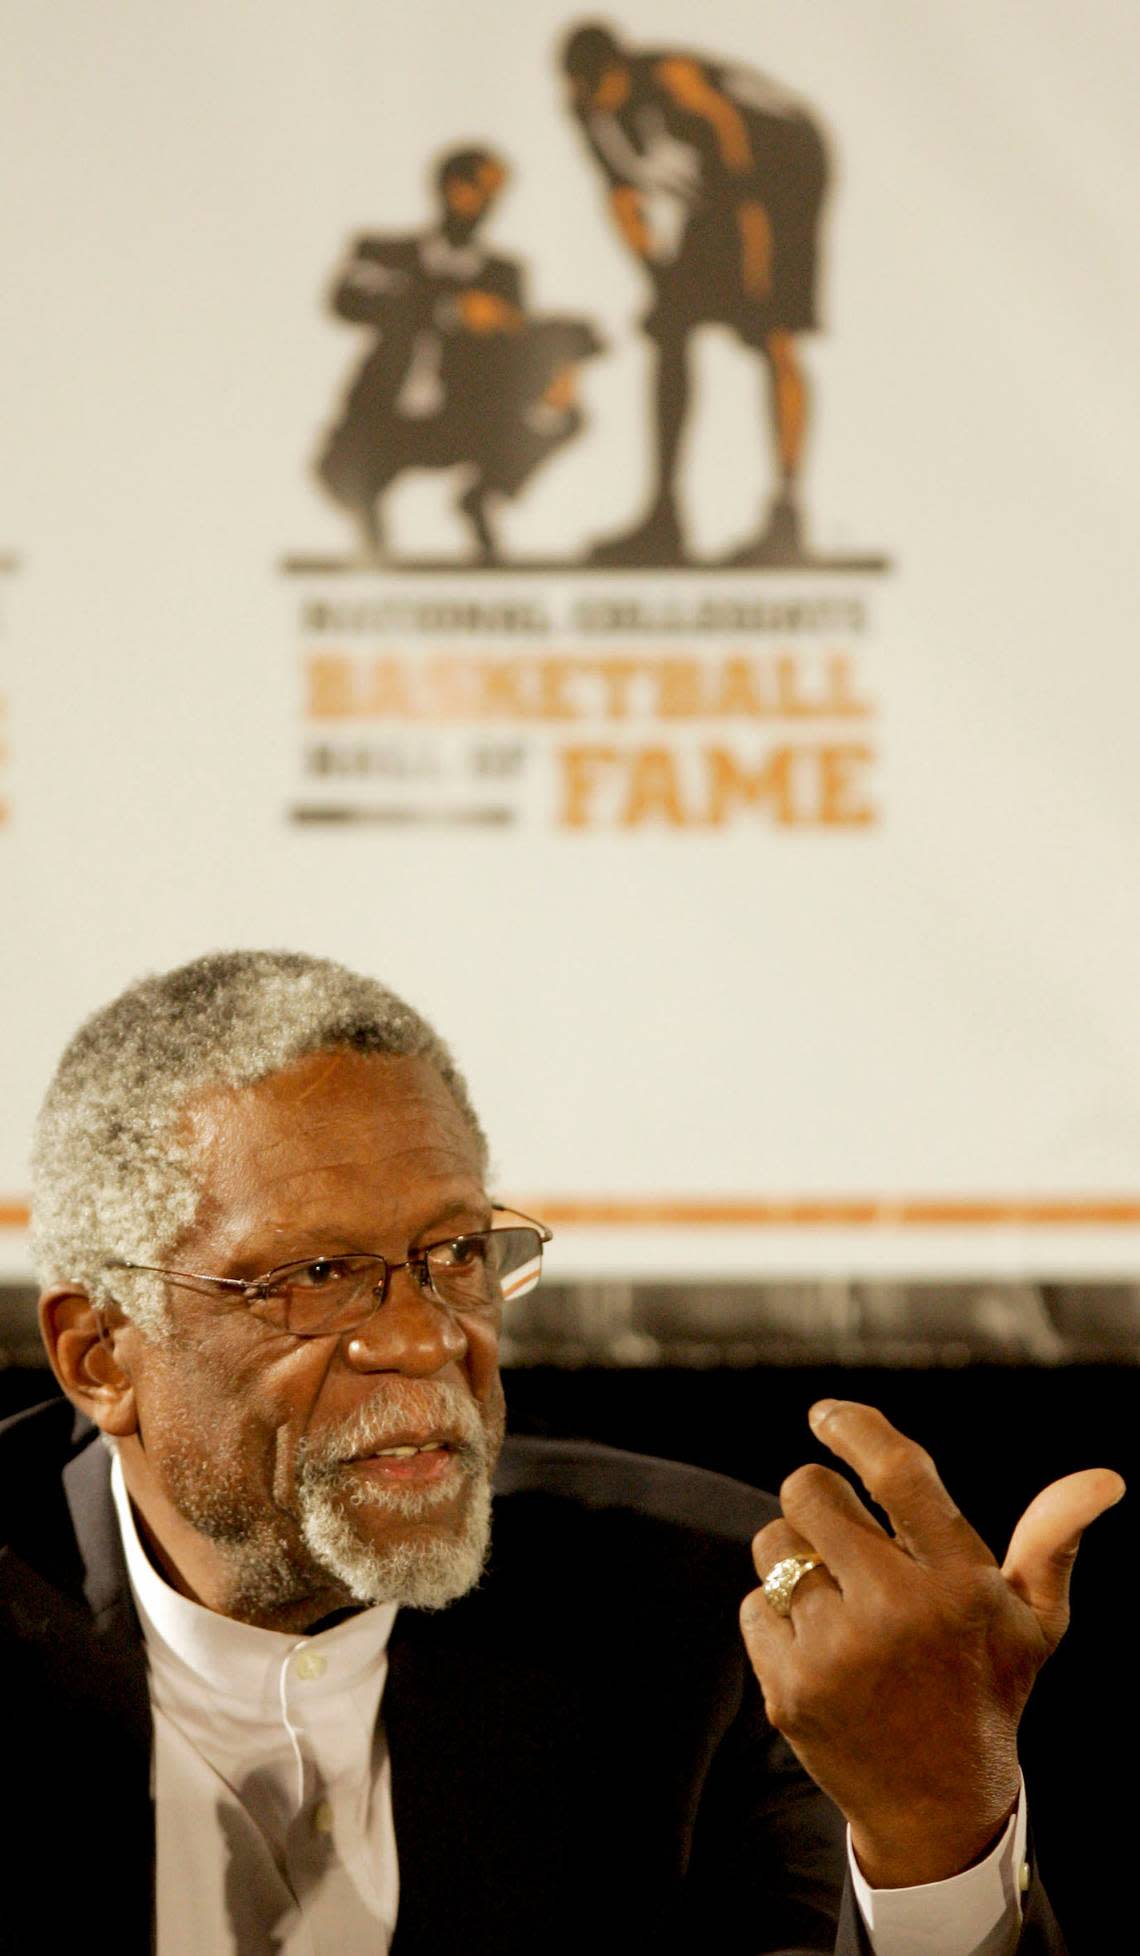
[316,147,604,565]
[562,21,830,567]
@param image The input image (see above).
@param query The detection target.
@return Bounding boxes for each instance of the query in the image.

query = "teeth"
[372,1442,446,1458]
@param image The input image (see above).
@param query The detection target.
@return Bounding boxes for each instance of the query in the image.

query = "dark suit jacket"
[0,1399,1065,1955]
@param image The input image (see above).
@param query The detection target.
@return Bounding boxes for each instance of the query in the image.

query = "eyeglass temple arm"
[491,1203,553,1242]
[103,1260,257,1299]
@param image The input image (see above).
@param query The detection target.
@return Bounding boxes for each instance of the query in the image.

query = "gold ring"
[762,1553,825,1617]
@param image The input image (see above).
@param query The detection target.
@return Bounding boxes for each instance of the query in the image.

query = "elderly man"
[2,951,1120,1953]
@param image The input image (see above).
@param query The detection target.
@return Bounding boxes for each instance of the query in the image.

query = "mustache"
[296,1381,490,1479]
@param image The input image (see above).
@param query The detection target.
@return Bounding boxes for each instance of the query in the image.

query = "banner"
[1,2,1139,1280]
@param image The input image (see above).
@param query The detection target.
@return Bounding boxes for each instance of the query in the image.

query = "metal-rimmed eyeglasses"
[102,1205,552,1338]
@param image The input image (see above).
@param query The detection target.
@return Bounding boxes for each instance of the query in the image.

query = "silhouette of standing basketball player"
[316,147,602,564]
[562,22,829,567]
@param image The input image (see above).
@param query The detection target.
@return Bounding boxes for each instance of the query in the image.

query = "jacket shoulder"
[0,1390,91,1460]
[0,1394,96,1551]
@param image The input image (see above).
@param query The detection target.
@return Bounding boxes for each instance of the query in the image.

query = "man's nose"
[342,1262,467,1376]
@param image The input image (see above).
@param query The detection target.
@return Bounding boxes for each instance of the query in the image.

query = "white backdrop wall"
[1,2,1139,1281]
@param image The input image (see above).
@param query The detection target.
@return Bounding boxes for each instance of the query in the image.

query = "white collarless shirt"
[111,1454,399,1956]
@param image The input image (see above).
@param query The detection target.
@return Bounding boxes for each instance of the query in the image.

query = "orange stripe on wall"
[4,1196,1140,1231]
[509,1197,1140,1227]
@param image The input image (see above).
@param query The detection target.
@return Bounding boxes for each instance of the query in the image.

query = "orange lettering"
[479,661,532,718]
[558,745,621,827]
[822,654,871,718]
[705,746,796,824]
[306,654,355,718]
[621,747,687,827]
[818,744,876,825]
[424,656,477,719]
[538,659,578,720]
[716,658,772,717]
[363,657,413,716]
[655,659,705,718]
[596,657,642,719]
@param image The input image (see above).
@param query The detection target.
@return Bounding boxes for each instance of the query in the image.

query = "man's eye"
[433,1235,489,1268]
[292,1258,351,1288]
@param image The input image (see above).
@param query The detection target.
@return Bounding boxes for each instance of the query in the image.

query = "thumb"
[1002,1468,1125,1649]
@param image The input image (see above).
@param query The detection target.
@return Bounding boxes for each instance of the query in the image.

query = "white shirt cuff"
[849,1781,1029,1956]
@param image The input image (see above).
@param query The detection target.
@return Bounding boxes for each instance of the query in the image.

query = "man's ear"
[38,1288,139,1438]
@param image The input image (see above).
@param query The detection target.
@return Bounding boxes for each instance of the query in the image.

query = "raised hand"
[739,1399,1125,1889]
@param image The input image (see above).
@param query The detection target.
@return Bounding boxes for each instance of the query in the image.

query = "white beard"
[297,1466,492,1610]
[294,1379,497,1610]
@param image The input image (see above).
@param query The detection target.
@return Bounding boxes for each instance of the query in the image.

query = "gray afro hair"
[31,949,487,1335]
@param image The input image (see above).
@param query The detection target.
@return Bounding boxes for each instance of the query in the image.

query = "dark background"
[2,1352,1131,1953]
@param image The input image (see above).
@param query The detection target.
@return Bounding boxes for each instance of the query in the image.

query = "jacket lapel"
[63,1430,150,1692]
[0,1425,154,1952]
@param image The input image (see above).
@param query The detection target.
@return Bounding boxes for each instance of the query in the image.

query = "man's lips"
[344,1439,463,1484]
[344,1429,462,1463]
[335,1430,475,1485]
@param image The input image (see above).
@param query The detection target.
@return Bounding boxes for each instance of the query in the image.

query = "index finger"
[808,1399,990,1567]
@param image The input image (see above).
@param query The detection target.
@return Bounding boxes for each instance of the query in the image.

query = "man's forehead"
[182,1049,475,1159]
[168,1049,484,1259]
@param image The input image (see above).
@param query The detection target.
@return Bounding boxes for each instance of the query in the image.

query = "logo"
[283,20,889,831]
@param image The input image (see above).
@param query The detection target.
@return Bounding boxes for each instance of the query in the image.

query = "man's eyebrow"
[413,1196,494,1238]
[228,1195,494,1270]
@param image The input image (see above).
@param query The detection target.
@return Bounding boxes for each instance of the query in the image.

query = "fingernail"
[809,1399,839,1430]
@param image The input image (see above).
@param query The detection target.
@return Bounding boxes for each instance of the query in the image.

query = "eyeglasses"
[103,1206,551,1339]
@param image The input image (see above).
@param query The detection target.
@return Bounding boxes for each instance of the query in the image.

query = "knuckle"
[955,1565,1011,1633]
[759,1673,804,1736]
[763,1662,834,1739]
[875,1441,936,1505]
[750,1520,788,1571]
[881,1437,930,1481]
[761,1688,791,1734]
[739,1590,765,1636]
[780,1461,836,1510]
[741,1584,783,1640]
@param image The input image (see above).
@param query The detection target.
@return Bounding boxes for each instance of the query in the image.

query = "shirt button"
[294,1649,327,1681]
[1019,1860,1031,1894]
[313,1800,334,1836]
